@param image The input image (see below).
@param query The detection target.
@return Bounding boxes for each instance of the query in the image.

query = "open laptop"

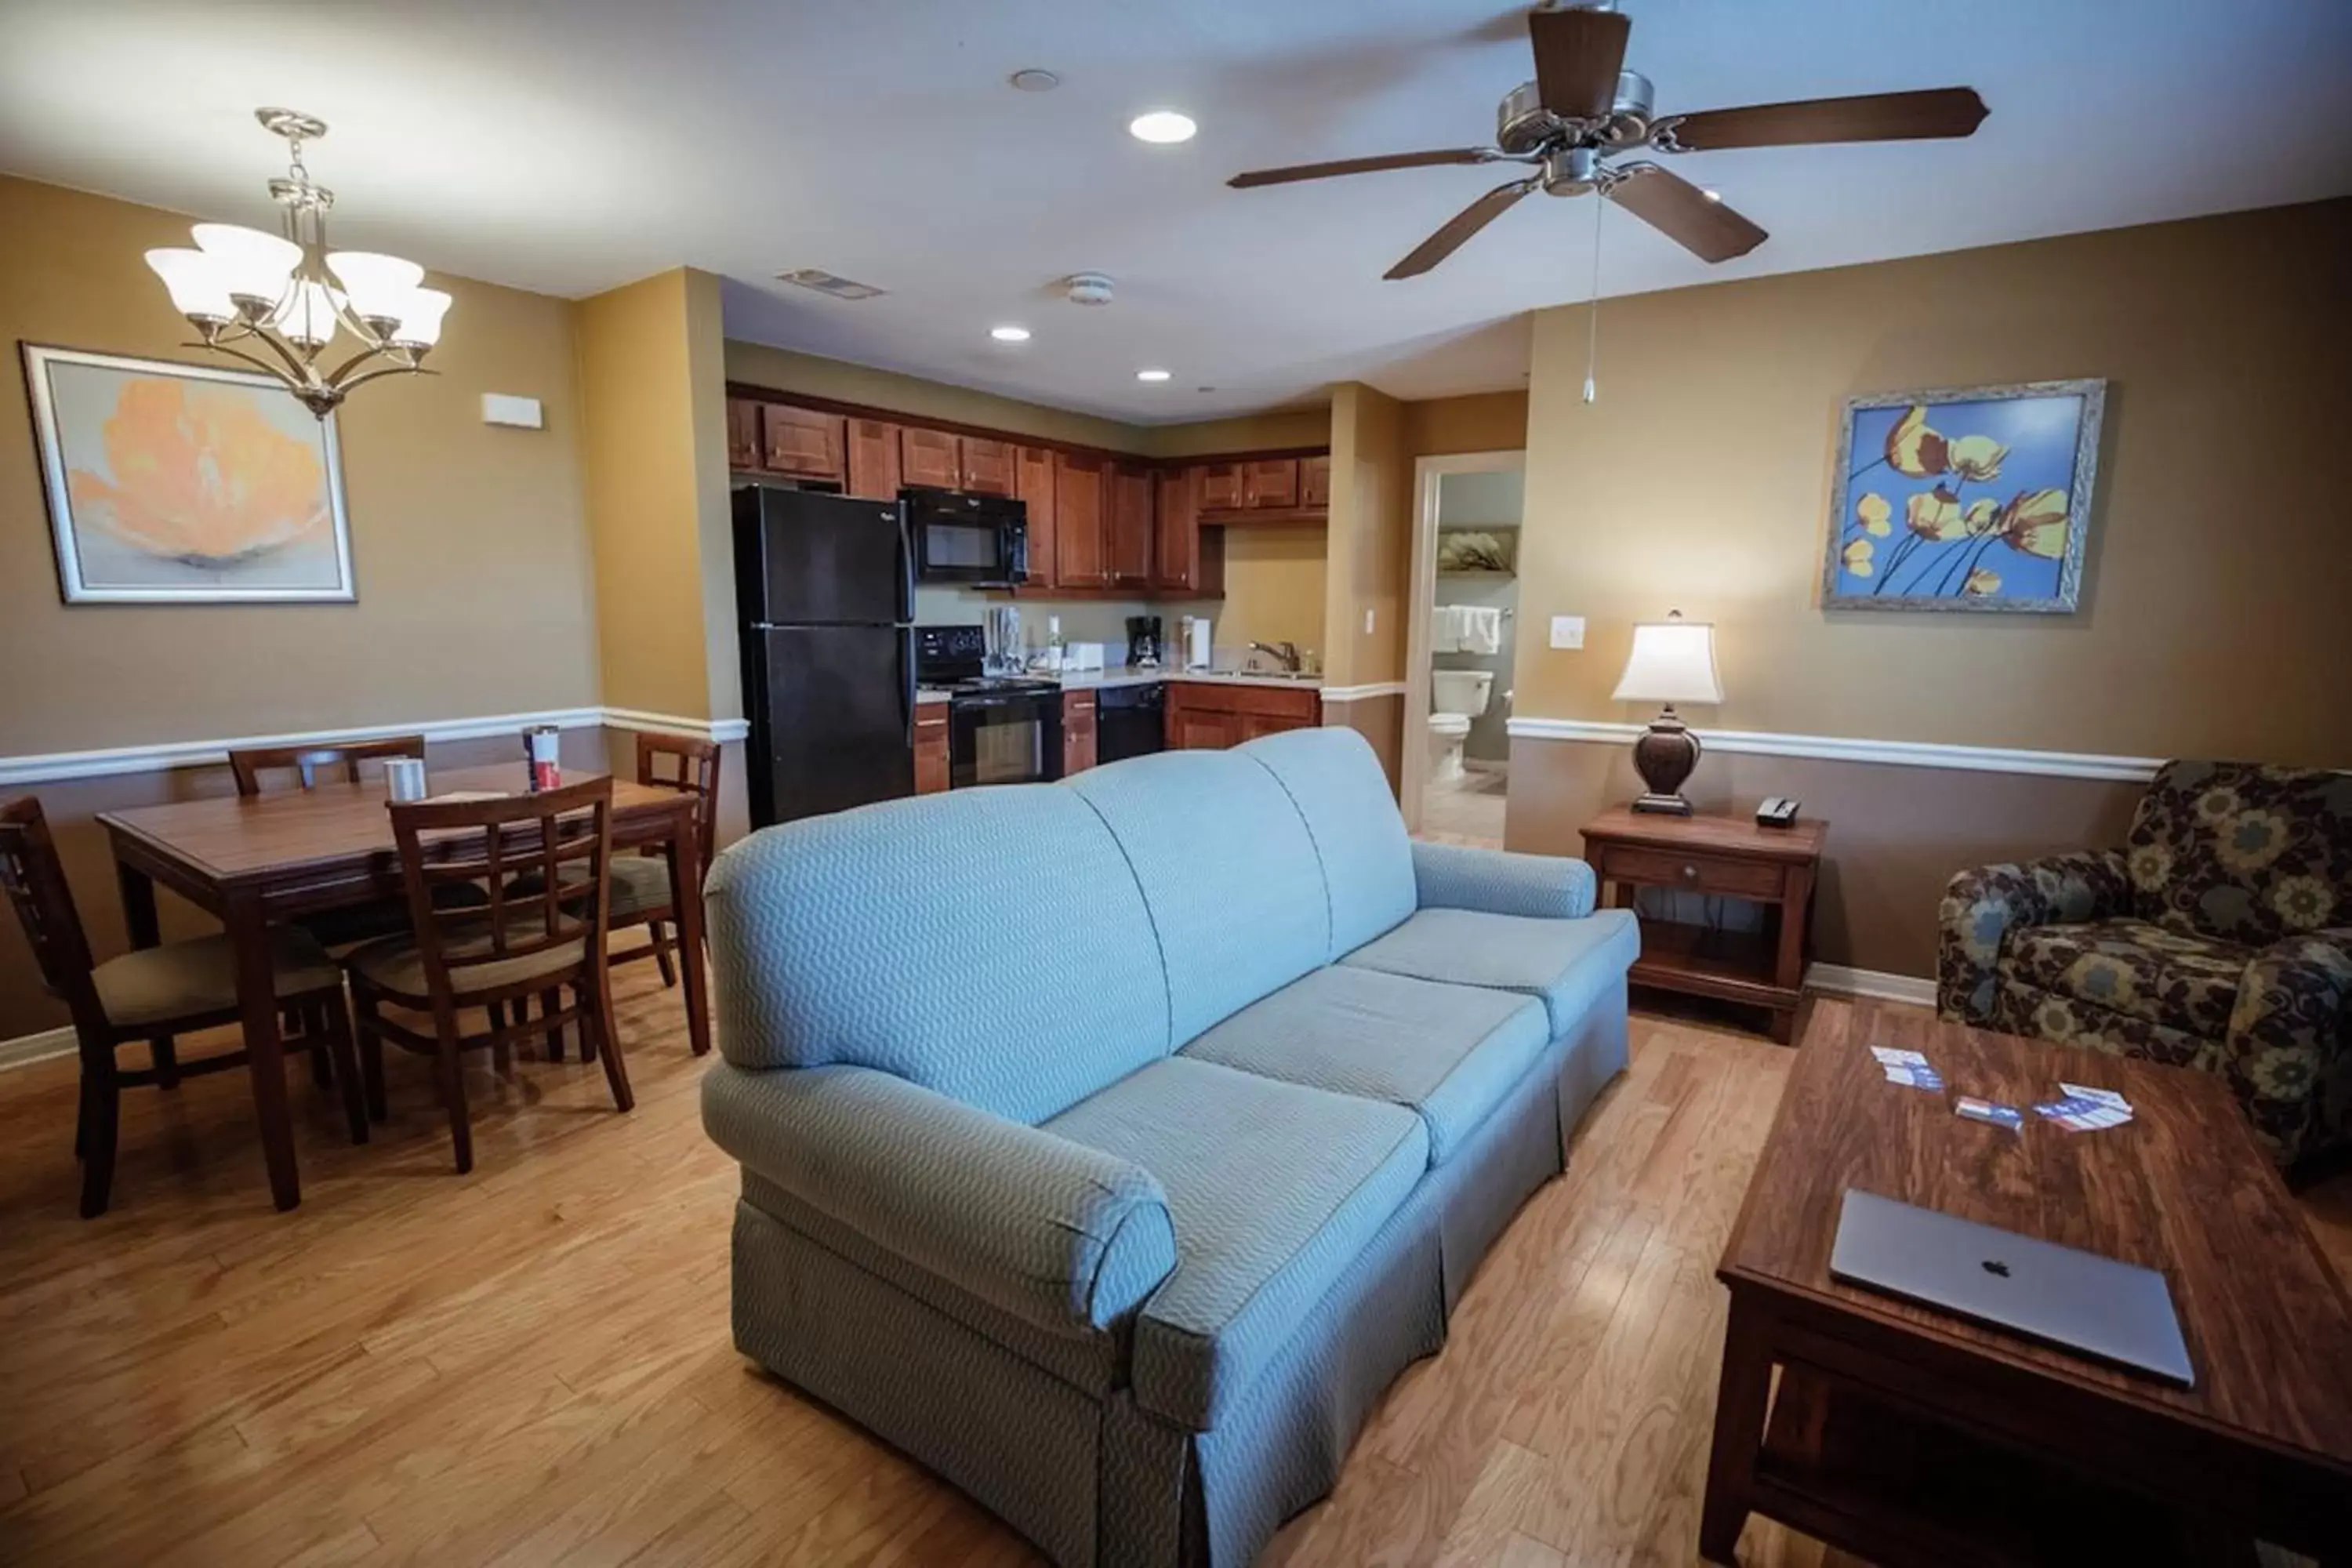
[1830,1189,2194,1386]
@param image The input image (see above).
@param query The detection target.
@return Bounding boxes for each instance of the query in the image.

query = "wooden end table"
[1581,805,1825,1042]
[1702,999,2352,1566]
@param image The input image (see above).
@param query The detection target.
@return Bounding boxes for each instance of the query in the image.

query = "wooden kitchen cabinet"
[1197,463,1244,512]
[1243,459,1300,510]
[759,405,846,482]
[726,398,763,471]
[1300,453,1330,507]
[913,708,950,795]
[1153,466,1222,596]
[1052,452,1109,588]
[960,437,1017,497]
[901,426,960,490]
[1062,691,1098,775]
[845,416,903,501]
[1165,682,1321,750]
[1108,463,1154,588]
[1014,445,1057,589]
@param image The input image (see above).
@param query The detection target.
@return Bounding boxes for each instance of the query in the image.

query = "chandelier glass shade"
[145,109,450,417]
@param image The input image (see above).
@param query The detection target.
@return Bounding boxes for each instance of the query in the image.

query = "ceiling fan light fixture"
[989,325,1032,343]
[1128,111,1197,145]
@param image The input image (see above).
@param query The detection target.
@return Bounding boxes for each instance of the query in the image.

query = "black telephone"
[1755,797,1802,829]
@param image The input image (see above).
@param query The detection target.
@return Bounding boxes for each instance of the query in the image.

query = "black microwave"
[904,487,1028,586]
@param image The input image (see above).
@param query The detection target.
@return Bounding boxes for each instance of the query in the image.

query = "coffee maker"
[1125,614,1162,670]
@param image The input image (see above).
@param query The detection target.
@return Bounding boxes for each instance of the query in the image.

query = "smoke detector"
[1062,272,1116,307]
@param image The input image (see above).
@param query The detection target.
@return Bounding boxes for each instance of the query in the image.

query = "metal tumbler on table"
[383,756,429,803]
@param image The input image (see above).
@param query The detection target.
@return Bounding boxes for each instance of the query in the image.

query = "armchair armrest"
[1936,849,2132,1024]
[702,1062,1177,1338]
[2225,928,2352,1167]
[1410,840,1597,920]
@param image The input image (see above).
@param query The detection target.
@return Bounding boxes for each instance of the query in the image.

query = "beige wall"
[0,176,599,757]
[1214,524,1328,659]
[1404,390,1527,457]
[1516,198,2352,764]
[1322,383,1410,688]
[1144,406,1332,459]
[1508,198,2352,978]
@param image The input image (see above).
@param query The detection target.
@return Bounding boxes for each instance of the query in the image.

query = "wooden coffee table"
[1702,1000,2352,1566]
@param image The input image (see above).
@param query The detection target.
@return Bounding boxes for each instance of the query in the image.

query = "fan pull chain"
[1583,191,1604,405]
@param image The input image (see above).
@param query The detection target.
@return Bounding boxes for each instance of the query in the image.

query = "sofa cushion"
[1339,906,1640,1036]
[1236,728,1417,958]
[2000,916,2247,1040]
[1067,750,1330,1047]
[702,785,1170,1124]
[2125,760,2352,946]
[1044,1055,1428,1431]
[1179,966,1548,1167]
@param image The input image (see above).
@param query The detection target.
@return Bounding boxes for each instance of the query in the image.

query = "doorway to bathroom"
[1404,450,1523,848]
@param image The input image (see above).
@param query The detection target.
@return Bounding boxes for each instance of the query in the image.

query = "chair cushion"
[1179,966,1548,1167]
[507,857,672,921]
[2125,760,2352,946]
[1338,906,1640,1037]
[345,920,585,1001]
[93,927,341,1029]
[1044,1055,1428,1430]
[1999,916,2247,1039]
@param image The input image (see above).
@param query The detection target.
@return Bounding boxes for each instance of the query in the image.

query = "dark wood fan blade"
[1229,149,1494,188]
[1605,164,1766,263]
[1385,180,1537,280]
[1528,5,1632,119]
[1661,87,1987,151]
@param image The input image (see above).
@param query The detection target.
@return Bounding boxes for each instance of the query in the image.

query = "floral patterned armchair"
[1938,760,2352,1172]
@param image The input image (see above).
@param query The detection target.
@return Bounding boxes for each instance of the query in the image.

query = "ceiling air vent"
[775,268,887,301]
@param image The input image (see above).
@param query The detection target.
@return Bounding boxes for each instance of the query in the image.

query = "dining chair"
[342,778,632,1174]
[510,733,719,1063]
[0,796,367,1218]
[227,735,430,797]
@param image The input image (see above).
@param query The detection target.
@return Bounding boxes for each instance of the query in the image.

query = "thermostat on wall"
[481,393,544,429]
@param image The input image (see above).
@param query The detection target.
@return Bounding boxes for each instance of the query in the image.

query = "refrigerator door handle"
[901,626,916,746]
[895,507,916,622]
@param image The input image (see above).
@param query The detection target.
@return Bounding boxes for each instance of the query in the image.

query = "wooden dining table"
[96,763,711,1211]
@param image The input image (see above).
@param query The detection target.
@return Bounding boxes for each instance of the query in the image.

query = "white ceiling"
[5,2,2350,423]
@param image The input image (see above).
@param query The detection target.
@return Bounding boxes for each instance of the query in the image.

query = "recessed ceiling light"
[989,325,1032,343]
[1008,68,1060,93]
[1701,187,1722,203]
[1128,111,1197,144]
[1136,368,1172,383]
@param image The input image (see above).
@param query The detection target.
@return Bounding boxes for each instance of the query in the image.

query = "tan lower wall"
[1506,737,2142,978]
[1327,694,1403,798]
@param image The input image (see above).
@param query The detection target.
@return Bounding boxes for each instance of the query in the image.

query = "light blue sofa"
[700,728,1638,1566]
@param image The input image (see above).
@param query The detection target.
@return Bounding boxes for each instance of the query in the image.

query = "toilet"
[1428,669,1496,783]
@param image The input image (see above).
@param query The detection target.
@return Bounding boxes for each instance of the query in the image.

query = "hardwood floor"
[2,974,2345,1566]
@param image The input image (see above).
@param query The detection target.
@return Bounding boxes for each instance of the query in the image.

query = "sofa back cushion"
[704,786,1171,1123]
[2127,760,2352,946]
[1068,748,1330,1047]
[1236,728,1417,959]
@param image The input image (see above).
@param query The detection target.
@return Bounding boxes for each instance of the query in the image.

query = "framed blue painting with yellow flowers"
[1823,378,2104,613]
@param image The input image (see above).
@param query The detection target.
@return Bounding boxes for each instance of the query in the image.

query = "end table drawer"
[1600,844,1786,901]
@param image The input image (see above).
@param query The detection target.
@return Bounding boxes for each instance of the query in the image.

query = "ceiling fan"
[1228,0,1988,279]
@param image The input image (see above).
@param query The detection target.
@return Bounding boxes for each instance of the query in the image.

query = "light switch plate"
[1549,615,1585,650]
[1363,608,1376,635]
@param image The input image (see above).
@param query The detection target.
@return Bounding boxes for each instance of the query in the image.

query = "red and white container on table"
[523,725,561,793]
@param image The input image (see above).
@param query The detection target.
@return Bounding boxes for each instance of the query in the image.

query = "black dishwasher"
[1097,682,1166,763]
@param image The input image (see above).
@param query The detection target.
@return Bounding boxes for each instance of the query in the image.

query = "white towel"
[1457,605,1503,655]
[1430,604,1466,653]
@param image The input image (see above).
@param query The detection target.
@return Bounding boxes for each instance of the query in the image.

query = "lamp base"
[1629,708,1702,815]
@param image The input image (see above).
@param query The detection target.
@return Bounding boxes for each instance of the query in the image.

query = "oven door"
[949,691,1062,787]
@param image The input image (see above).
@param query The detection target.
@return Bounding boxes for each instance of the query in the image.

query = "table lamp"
[1611,610,1722,815]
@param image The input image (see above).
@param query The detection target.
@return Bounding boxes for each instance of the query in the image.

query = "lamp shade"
[270,280,344,347]
[1612,618,1723,706]
[387,287,452,348]
[146,248,235,321]
[326,251,426,321]
[191,222,300,303]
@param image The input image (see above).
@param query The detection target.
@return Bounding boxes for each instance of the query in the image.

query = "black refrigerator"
[735,485,916,827]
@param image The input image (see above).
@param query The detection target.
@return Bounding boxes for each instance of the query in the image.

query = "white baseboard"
[0,1026,76,1073]
[1803,963,1939,1007]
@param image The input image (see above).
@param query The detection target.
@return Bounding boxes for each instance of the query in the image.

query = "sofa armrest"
[1410,840,1597,920]
[702,1062,1177,1338]
[2225,928,2352,1167]
[1936,849,2132,1024]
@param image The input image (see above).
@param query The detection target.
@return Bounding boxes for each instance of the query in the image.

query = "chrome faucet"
[1248,640,1303,673]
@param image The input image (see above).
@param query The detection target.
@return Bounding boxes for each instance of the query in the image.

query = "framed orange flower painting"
[22,344,354,604]
[1823,378,2104,613]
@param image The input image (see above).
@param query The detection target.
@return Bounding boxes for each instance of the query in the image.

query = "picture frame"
[1822,377,2104,613]
[20,341,355,604]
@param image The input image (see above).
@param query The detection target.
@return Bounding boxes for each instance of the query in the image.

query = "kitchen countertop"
[916,666,1321,703]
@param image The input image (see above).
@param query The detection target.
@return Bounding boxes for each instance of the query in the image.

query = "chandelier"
[144,108,451,419]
